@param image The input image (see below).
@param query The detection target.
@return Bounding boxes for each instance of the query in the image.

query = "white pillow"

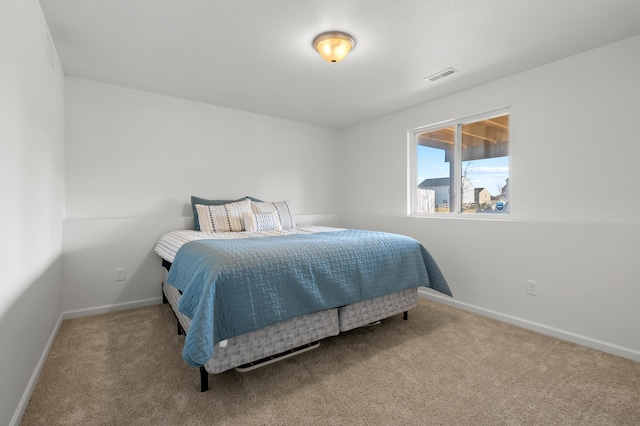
[195,198,252,232]
[251,200,296,229]
[243,211,283,232]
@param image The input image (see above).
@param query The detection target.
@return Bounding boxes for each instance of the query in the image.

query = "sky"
[417,145,509,196]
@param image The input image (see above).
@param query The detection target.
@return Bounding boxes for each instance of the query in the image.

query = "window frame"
[408,107,511,217]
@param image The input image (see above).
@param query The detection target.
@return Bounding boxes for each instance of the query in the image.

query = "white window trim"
[408,107,511,218]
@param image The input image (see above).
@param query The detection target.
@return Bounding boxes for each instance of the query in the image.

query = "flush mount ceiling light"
[313,31,355,63]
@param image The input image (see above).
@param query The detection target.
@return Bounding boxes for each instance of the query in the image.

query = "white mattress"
[154,225,343,263]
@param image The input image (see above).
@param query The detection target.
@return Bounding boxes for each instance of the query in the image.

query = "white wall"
[63,77,342,313]
[340,35,640,361]
[5,12,638,422]
[0,0,65,424]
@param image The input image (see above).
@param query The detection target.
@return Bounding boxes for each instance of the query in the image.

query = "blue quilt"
[166,229,451,367]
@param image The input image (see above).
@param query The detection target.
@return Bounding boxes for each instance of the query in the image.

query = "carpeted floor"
[21,299,640,425]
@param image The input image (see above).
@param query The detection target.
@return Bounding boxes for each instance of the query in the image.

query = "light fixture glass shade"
[313,31,355,63]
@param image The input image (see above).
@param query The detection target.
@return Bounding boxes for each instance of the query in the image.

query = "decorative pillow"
[251,200,296,229]
[195,198,252,232]
[191,195,262,231]
[242,211,283,232]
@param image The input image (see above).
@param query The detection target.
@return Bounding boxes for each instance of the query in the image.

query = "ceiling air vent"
[424,67,458,82]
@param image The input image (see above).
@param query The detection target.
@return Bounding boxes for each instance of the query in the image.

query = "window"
[410,110,510,215]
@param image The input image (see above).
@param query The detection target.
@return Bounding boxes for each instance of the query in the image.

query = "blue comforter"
[166,229,451,367]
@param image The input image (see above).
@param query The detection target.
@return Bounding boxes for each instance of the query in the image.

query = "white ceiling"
[40,0,640,129]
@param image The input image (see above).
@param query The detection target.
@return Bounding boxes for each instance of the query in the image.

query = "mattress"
[157,225,446,375]
[155,225,343,263]
[166,228,449,367]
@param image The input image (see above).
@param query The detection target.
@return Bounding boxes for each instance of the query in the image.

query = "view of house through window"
[412,112,509,215]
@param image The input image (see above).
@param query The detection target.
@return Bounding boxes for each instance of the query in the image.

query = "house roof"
[418,177,450,188]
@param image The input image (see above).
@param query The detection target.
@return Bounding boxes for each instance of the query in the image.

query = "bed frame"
[161,267,418,392]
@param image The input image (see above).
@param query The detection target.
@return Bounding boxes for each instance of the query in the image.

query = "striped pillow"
[251,200,296,229]
[195,198,252,232]
[190,195,263,231]
[243,211,283,232]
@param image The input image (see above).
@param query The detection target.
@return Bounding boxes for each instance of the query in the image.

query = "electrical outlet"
[525,279,537,296]
[116,267,126,281]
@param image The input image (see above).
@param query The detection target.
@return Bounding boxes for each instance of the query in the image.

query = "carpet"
[21,298,640,425]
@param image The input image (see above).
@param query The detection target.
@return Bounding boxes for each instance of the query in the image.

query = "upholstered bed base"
[163,280,340,374]
[162,277,418,391]
[338,288,418,332]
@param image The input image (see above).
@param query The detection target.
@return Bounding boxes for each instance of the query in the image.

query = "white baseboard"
[11,297,163,426]
[10,313,63,426]
[418,289,640,363]
[62,297,163,319]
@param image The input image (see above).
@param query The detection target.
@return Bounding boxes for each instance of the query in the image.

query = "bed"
[154,197,452,391]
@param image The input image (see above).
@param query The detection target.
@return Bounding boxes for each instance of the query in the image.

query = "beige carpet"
[22,299,640,426]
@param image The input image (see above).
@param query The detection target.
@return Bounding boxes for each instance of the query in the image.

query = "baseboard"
[62,297,163,319]
[418,289,640,363]
[11,296,165,425]
[10,313,63,426]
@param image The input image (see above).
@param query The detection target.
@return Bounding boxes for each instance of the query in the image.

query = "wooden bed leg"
[403,311,408,320]
[200,366,209,392]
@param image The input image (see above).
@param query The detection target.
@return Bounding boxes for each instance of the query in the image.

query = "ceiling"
[40,0,640,129]
[418,115,509,162]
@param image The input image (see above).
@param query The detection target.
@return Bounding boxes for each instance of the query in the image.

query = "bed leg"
[162,288,168,304]
[177,319,185,335]
[403,311,408,320]
[200,366,209,392]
